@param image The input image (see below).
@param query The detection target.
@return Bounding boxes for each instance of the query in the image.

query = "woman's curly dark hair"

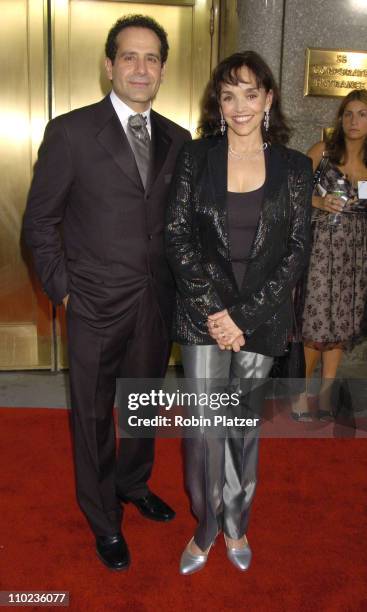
[326,89,367,166]
[197,50,290,144]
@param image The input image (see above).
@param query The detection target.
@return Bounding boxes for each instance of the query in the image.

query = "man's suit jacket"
[24,95,191,328]
[165,136,313,356]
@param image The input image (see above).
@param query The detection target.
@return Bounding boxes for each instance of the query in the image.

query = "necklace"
[228,142,268,160]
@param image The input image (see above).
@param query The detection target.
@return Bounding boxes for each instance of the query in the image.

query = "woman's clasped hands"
[207,309,245,352]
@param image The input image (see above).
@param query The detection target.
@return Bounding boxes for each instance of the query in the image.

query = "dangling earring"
[220,109,226,136]
[264,108,270,132]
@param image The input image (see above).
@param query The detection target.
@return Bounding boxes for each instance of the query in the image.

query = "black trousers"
[66,287,170,536]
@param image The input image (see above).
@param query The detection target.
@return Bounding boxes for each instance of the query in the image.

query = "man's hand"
[207,309,245,351]
[63,294,69,309]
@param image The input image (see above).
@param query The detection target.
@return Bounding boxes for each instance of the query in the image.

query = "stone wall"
[237,0,367,153]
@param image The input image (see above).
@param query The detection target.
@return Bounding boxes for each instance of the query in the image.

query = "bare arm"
[307,141,344,213]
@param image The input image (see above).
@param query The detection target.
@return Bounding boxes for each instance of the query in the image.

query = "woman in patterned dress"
[301,89,367,419]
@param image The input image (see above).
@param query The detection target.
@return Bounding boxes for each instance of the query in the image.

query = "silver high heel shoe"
[179,538,212,575]
[224,535,252,571]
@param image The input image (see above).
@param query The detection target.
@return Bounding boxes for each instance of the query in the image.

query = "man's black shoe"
[96,533,130,571]
[119,492,175,522]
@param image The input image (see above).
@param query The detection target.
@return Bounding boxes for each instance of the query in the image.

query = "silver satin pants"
[180,345,273,551]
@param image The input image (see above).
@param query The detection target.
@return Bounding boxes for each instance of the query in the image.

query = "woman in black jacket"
[165,51,313,575]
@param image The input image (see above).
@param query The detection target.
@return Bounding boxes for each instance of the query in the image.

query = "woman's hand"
[207,309,245,351]
[229,334,246,352]
[312,194,345,213]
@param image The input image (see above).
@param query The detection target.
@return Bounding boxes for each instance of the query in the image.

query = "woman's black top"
[227,185,264,289]
[165,138,313,356]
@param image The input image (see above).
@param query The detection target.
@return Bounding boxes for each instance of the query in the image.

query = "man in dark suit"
[23,14,191,571]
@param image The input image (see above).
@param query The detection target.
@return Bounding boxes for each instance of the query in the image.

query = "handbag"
[269,282,305,380]
[269,161,307,384]
[270,338,305,379]
[312,154,367,213]
[312,154,329,191]
[269,318,306,396]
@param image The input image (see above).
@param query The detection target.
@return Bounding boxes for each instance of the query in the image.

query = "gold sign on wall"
[304,48,367,97]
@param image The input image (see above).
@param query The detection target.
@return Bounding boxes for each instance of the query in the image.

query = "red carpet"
[0,407,366,611]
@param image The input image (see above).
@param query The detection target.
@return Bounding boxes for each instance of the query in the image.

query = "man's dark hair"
[198,50,290,144]
[105,14,169,65]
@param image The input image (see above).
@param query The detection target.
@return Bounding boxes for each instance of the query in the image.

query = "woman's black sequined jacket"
[165,136,313,356]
